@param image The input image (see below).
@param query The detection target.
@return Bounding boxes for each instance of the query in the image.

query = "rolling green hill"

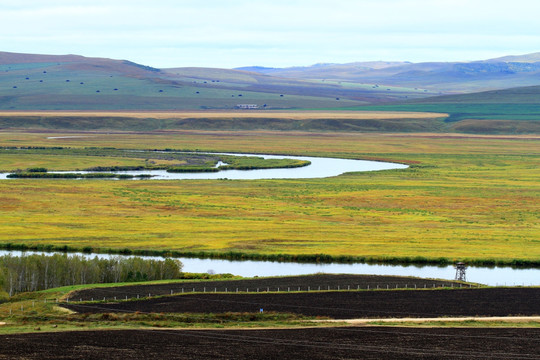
[345,85,540,134]
[2,51,540,133]
[0,51,433,111]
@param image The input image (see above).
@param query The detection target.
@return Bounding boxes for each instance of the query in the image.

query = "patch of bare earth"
[0,328,539,359]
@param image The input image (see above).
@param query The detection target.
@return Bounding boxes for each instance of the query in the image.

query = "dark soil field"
[1,327,539,359]
[64,288,540,319]
[69,274,466,301]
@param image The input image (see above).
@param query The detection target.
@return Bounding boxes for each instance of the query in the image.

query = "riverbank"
[0,130,538,266]
[2,247,540,286]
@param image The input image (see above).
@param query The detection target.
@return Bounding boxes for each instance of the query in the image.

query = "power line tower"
[455,262,467,282]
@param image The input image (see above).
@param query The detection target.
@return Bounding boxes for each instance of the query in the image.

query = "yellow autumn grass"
[0,110,447,120]
[0,130,538,262]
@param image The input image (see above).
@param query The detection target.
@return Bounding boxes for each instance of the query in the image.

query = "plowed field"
[69,275,465,301]
[64,288,540,319]
[1,327,538,359]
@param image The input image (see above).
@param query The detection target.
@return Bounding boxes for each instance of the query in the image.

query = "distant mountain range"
[1,51,540,113]
[236,52,540,93]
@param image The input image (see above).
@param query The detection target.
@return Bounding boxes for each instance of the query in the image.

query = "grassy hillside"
[342,86,540,134]
[0,52,433,111]
[0,110,447,132]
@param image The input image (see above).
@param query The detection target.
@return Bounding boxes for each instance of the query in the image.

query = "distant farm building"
[236,104,259,109]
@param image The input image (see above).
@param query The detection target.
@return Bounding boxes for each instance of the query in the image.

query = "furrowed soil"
[68,275,464,301]
[0,327,538,359]
[64,287,540,319]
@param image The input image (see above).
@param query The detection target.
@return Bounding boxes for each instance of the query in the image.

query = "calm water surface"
[1,250,537,286]
[1,153,533,286]
[0,152,408,180]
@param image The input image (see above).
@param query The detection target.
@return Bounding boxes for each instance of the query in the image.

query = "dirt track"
[64,288,540,319]
[0,327,538,359]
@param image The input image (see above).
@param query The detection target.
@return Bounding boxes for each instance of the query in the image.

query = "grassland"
[343,86,540,134]
[0,57,374,110]
[0,147,309,174]
[351,103,540,122]
[0,130,538,265]
[0,110,448,132]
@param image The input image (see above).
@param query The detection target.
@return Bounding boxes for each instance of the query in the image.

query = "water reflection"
[0,153,408,180]
[1,250,537,286]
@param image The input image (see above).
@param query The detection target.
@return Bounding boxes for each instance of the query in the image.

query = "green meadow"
[0,130,538,265]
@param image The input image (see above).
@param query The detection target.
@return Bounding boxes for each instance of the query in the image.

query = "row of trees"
[0,253,183,296]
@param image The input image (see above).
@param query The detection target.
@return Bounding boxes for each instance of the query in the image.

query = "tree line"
[0,253,183,297]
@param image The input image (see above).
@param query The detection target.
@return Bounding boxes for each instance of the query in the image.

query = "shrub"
[0,290,9,303]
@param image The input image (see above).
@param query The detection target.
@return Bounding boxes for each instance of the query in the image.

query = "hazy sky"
[1,0,539,68]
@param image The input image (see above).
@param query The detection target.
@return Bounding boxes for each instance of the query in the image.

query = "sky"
[1,0,539,69]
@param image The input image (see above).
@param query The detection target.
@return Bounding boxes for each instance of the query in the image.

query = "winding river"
[0,250,538,286]
[0,152,408,180]
[1,153,536,285]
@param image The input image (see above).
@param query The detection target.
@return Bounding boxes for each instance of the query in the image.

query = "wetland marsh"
[0,130,537,266]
